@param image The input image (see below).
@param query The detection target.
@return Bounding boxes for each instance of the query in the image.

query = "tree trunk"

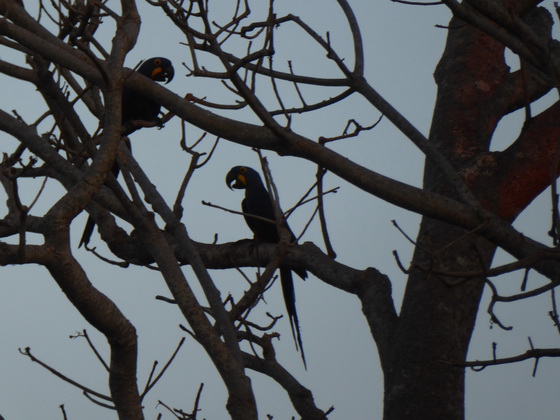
[383,220,494,419]
[383,16,509,420]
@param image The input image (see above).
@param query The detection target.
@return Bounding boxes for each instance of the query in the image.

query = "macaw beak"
[151,65,174,84]
[226,169,246,190]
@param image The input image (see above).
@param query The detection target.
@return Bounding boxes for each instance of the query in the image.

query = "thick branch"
[243,353,327,419]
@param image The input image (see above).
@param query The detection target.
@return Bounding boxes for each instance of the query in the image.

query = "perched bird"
[121,57,175,135]
[226,166,307,367]
[79,57,174,248]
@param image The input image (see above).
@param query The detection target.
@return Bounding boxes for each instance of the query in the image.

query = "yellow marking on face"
[238,174,246,185]
[151,67,163,79]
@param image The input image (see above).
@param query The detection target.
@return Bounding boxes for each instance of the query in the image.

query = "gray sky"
[0,1,559,419]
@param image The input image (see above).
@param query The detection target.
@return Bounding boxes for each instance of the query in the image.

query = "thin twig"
[317,167,336,258]
[485,280,513,331]
[443,347,560,371]
[72,329,109,372]
[19,347,112,402]
[141,338,186,399]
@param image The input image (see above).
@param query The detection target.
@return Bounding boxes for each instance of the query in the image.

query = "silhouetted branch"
[141,338,186,400]
[70,329,109,372]
[448,346,560,377]
[485,280,513,331]
[19,347,112,402]
[59,404,67,420]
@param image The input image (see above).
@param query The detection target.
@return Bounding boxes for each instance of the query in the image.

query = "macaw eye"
[240,167,247,173]
[153,58,162,66]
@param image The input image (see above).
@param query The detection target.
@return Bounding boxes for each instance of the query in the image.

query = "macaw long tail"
[280,267,307,369]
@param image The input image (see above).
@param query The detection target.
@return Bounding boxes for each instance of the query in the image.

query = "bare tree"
[0,0,559,419]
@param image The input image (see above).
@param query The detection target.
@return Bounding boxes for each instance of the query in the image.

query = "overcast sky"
[0,1,559,419]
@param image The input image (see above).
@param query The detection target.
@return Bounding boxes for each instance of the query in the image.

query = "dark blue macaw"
[226,166,307,367]
[79,57,174,247]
